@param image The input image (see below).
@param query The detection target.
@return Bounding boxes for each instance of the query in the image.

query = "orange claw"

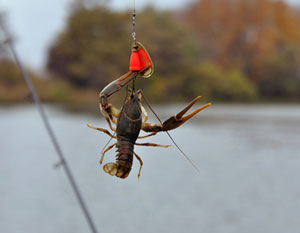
[162,96,211,131]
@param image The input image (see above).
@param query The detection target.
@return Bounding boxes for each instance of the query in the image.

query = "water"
[1,104,300,233]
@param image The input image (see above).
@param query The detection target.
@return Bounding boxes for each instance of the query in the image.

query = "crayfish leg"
[137,132,157,139]
[86,123,116,138]
[100,143,116,165]
[134,152,143,179]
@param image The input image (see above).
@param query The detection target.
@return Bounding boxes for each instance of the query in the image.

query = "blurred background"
[1,0,300,233]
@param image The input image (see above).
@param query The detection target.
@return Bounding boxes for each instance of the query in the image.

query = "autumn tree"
[184,0,300,73]
[184,0,300,99]
[47,2,258,101]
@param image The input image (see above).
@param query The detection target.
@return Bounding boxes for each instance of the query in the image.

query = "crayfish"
[87,42,211,179]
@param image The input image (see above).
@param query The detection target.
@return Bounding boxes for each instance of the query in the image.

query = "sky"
[0,0,300,70]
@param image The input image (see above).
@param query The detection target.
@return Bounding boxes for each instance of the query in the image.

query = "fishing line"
[132,0,136,42]
[0,18,99,233]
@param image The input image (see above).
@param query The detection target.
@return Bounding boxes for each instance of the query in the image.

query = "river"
[1,104,300,233]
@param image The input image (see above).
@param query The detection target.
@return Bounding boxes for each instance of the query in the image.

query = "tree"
[47,5,131,88]
[0,59,22,87]
[46,5,203,100]
[185,62,257,101]
[47,3,261,101]
[256,44,300,99]
[184,0,300,78]
[133,7,204,100]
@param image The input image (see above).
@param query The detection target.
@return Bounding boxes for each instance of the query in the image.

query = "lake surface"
[1,104,300,233]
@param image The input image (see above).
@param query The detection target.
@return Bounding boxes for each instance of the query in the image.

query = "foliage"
[256,44,300,99]
[3,0,300,104]
[186,62,257,101]
[133,7,203,100]
[46,5,205,100]
[0,58,97,107]
[0,59,22,87]
[184,0,300,99]
[184,0,300,69]
[47,6,132,88]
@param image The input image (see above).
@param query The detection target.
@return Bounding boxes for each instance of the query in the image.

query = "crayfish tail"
[103,162,119,176]
[103,161,132,179]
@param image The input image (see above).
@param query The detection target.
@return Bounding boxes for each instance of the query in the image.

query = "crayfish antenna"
[165,130,201,174]
[141,92,201,174]
[100,131,116,155]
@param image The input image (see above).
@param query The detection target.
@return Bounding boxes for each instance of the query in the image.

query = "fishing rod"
[0,15,99,233]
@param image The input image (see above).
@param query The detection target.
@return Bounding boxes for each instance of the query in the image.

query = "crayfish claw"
[162,97,211,131]
[175,96,202,120]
